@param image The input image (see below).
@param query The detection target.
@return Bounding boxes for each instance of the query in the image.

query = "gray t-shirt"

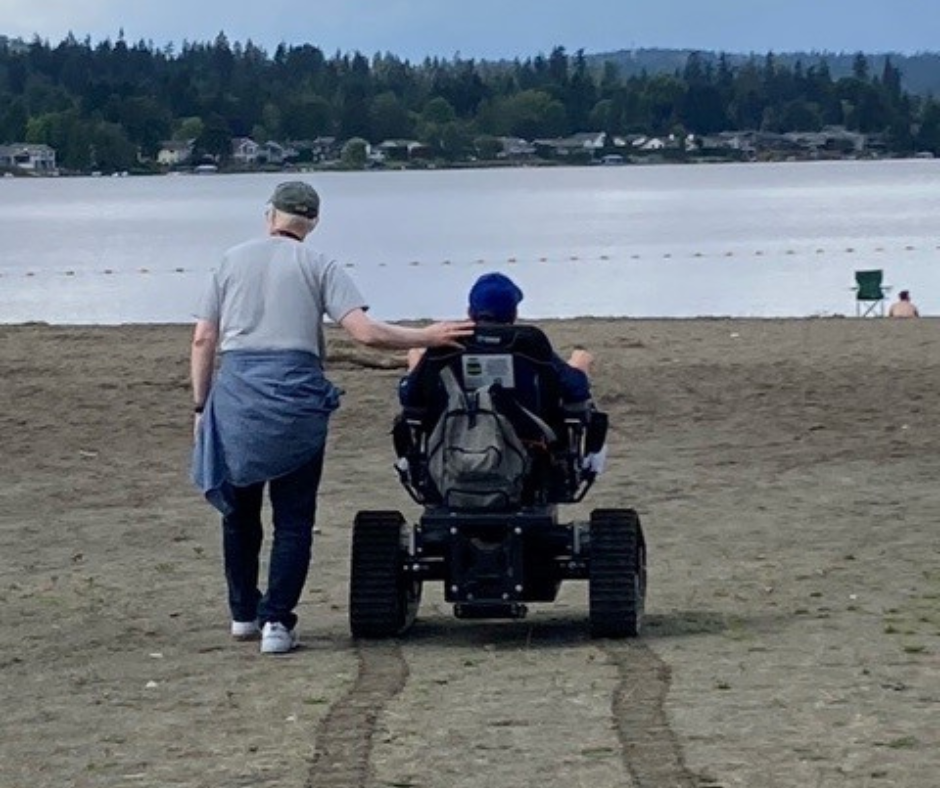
[196,236,367,358]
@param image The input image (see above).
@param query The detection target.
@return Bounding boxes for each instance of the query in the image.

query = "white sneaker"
[231,620,261,640]
[260,622,299,654]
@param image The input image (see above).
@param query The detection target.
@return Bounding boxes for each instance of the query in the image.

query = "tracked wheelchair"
[348,323,647,639]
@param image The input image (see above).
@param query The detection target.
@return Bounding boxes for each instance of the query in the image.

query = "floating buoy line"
[2,242,937,279]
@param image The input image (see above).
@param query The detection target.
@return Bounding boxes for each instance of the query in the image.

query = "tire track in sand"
[604,641,699,788]
[306,633,697,788]
[306,642,408,788]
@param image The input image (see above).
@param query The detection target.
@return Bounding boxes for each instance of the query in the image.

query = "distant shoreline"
[4,151,934,180]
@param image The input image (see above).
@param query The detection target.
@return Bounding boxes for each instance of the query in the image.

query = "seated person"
[888,290,920,318]
[399,272,594,408]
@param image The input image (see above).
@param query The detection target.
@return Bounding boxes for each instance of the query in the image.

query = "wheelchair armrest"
[391,412,438,505]
[585,410,608,455]
[392,414,415,459]
[393,411,431,460]
[402,405,429,422]
[562,400,593,419]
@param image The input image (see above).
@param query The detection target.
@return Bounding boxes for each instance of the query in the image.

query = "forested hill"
[3,34,940,173]
[587,49,940,96]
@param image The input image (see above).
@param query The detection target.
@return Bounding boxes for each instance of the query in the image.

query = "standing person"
[191,181,472,654]
[888,290,920,318]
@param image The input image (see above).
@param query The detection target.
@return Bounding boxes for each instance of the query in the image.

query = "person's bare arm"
[567,347,594,375]
[191,319,219,408]
[340,308,473,350]
[406,347,426,371]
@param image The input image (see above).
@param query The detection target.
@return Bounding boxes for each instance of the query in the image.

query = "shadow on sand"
[337,606,784,651]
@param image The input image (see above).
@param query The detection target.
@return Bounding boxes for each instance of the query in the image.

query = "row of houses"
[693,127,879,157]
[157,137,342,167]
[156,132,623,167]
[500,127,883,161]
[0,126,893,176]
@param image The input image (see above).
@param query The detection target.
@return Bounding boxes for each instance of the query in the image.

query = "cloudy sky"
[1,0,933,59]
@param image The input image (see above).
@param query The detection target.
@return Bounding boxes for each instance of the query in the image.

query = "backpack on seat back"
[427,366,529,510]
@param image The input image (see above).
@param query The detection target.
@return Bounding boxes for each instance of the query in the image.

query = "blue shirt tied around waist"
[192,350,341,515]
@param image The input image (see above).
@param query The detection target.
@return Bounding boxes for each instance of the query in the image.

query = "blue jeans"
[221,452,325,630]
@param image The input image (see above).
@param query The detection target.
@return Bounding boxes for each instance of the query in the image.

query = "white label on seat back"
[462,354,515,389]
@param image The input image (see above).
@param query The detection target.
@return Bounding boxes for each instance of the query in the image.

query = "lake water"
[1,160,938,324]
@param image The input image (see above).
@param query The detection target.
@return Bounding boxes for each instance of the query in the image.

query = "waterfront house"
[536,132,607,159]
[497,137,537,160]
[0,143,57,172]
[231,137,260,165]
[376,139,431,161]
[257,141,288,165]
[156,140,194,166]
[638,137,666,151]
[286,137,340,163]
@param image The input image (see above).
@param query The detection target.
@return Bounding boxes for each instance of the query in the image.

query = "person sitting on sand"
[399,272,594,406]
[888,290,920,318]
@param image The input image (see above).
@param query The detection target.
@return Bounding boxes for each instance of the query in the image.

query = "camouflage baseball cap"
[269,181,320,218]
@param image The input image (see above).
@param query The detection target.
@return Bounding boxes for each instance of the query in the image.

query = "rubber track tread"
[589,508,644,638]
[350,510,407,638]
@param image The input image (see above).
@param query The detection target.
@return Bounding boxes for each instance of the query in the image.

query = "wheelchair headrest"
[406,323,563,420]
[465,323,555,359]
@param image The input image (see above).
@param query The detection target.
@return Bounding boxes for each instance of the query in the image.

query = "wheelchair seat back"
[396,323,603,509]
[402,323,565,432]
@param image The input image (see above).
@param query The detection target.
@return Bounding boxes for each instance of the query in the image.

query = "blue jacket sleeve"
[551,354,591,402]
[398,374,414,407]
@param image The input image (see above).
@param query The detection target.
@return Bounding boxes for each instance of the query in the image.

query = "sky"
[1,0,935,60]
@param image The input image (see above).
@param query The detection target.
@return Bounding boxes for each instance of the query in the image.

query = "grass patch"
[581,746,616,758]
[880,736,919,750]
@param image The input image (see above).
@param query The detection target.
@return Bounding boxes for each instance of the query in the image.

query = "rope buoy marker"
[9,242,938,279]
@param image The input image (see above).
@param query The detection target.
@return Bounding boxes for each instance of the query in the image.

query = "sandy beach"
[1,317,938,788]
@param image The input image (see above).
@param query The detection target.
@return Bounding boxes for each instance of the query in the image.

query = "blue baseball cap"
[468,273,524,323]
